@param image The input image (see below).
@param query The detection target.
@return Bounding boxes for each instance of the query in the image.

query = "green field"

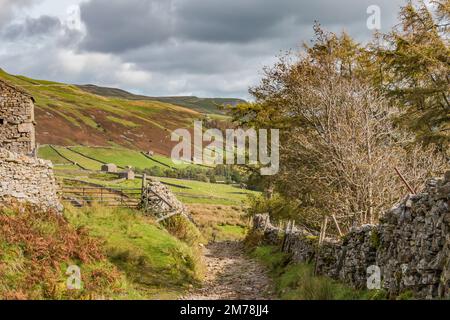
[39,144,210,172]
[216,224,248,241]
[70,146,166,170]
[149,154,193,169]
[38,144,259,205]
[158,177,258,205]
[81,175,257,205]
[38,145,72,165]
[39,144,189,171]
[52,146,103,171]
[70,146,202,170]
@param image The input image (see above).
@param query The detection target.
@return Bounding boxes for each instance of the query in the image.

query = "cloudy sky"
[0,0,406,99]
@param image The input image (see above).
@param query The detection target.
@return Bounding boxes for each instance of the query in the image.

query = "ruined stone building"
[0,79,36,155]
[0,79,61,211]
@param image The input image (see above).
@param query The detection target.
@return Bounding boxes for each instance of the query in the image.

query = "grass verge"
[0,201,204,300]
[250,246,387,300]
[64,203,204,299]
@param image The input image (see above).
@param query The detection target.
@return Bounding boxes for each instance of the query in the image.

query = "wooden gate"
[61,186,141,208]
[60,175,184,222]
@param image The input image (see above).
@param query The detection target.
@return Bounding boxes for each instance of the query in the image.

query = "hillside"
[0,69,202,156]
[77,84,245,115]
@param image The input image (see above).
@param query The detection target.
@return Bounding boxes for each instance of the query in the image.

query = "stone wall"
[0,148,61,211]
[252,173,450,299]
[142,179,190,220]
[0,80,36,155]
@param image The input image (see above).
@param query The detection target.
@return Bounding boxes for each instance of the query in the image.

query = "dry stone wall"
[142,180,189,219]
[252,173,450,299]
[0,80,36,155]
[0,148,62,211]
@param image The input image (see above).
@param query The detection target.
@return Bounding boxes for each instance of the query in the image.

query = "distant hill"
[77,84,246,115]
[0,69,203,156]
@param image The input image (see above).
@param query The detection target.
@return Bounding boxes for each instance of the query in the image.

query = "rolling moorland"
[0,68,234,155]
[77,84,245,115]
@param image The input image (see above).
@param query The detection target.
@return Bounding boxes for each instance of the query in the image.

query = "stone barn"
[101,163,118,173]
[0,79,36,156]
[119,169,135,180]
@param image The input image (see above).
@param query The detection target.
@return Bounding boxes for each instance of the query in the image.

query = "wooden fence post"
[319,217,329,245]
[394,167,416,194]
[141,173,147,191]
[281,220,291,252]
[82,187,85,206]
[263,215,270,232]
[315,217,329,276]
[140,174,147,212]
[332,215,343,237]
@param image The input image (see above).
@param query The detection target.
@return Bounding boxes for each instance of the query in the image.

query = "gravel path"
[182,241,275,300]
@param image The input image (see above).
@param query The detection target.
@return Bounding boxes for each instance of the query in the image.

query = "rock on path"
[182,241,275,300]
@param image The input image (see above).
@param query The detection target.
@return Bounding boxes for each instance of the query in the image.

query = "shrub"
[0,202,123,300]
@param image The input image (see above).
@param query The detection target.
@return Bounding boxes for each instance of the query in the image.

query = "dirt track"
[182,241,275,300]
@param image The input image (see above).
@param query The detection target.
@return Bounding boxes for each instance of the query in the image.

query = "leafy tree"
[374,0,449,152]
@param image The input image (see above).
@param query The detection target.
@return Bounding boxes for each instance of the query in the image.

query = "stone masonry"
[0,79,36,155]
[1,79,61,211]
[0,148,62,211]
[252,172,450,299]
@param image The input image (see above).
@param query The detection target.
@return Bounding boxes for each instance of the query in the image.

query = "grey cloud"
[2,15,61,40]
[0,0,409,98]
[176,0,406,43]
[175,0,296,43]
[125,32,311,78]
[57,27,84,48]
[123,41,267,75]
[79,0,405,53]
[80,0,174,53]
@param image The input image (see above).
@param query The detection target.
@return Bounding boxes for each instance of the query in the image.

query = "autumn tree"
[230,26,446,232]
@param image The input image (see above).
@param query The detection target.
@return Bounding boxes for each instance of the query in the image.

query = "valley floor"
[182,241,275,300]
